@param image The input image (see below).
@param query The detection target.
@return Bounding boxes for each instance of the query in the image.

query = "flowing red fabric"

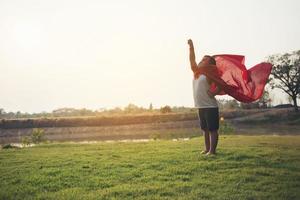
[193,54,272,103]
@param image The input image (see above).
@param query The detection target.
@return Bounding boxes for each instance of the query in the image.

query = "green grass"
[0,135,300,200]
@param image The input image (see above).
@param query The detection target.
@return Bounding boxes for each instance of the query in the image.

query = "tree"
[160,105,172,113]
[149,103,153,111]
[0,108,4,116]
[268,50,300,112]
[258,90,271,108]
[124,103,140,113]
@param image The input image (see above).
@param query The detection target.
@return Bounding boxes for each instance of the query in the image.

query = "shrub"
[160,106,172,114]
[219,118,234,134]
[149,133,160,140]
[2,144,18,149]
[21,136,31,147]
[31,128,45,144]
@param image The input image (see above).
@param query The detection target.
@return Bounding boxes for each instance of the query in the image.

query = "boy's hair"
[204,55,216,65]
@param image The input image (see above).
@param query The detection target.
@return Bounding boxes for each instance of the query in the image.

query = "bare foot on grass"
[205,152,216,156]
[200,150,209,154]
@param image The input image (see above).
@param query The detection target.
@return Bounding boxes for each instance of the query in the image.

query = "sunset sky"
[1,0,299,113]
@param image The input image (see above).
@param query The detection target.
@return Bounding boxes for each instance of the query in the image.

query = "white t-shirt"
[193,74,218,108]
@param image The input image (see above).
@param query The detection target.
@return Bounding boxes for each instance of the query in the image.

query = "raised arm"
[188,39,197,72]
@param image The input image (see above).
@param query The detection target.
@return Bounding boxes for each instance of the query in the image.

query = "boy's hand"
[207,90,215,98]
[188,39,194,48]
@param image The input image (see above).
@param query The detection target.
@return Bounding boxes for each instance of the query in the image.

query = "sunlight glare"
[13,22,43,51]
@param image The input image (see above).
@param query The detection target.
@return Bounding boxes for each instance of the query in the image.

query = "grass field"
[0,135,300,200]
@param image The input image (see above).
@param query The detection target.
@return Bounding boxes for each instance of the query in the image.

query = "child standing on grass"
[187,39,221,155]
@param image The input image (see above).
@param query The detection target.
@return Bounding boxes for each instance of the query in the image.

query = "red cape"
[193,54,272,103]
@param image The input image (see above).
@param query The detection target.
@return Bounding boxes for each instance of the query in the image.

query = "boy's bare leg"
[201,130,210,154]
[208,130,219,154]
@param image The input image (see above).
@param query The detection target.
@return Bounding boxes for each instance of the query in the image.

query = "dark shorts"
[198,107,219,131]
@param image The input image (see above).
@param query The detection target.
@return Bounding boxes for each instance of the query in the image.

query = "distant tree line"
[0,96,278,120]
[0,103,178,119]
[217,90,273,110]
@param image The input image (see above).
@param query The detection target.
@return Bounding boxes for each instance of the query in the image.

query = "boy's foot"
[200,150,209,154]
[205,152,216,156]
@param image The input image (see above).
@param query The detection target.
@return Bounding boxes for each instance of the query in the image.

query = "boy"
[188,39,221,155]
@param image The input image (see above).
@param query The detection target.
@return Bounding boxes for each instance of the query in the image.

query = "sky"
[0,0,299,113]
